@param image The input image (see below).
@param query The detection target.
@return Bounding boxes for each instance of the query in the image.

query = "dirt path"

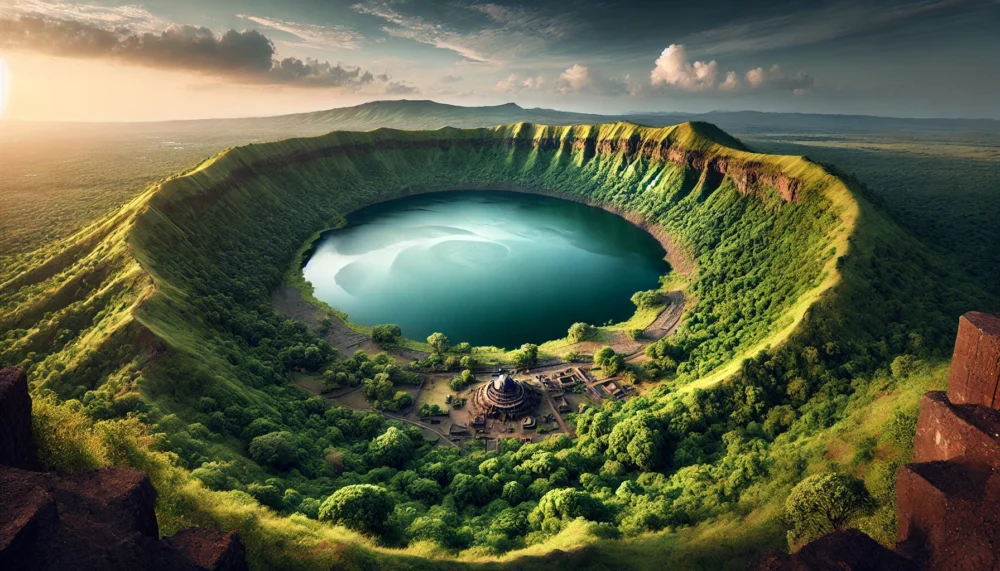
[383,413,460,449]
[272,283,428,360]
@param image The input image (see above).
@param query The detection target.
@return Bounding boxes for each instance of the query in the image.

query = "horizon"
[3,98,999,126]
[0,0,998,122]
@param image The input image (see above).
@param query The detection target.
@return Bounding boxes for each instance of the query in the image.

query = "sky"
[0,0,997,121]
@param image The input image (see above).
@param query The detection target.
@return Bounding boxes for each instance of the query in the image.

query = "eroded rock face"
[0,367,248,571]
[0,368,40,470]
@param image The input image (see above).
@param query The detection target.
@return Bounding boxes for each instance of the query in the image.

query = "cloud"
[650,44,719,91]
[0,0,166,32]
[745,65,816,93]
[554,64,633,96]
[557,64,591,93]
[0,15,385,89]
[686,0,990,56]
[496,73,545,93]
[354,1,574,64]
[648,44,815,94]
[441,74,463,83]
[237,14,364,50]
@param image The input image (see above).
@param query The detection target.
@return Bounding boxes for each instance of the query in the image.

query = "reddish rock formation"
[0,367,248,571]
[895,310,1000,571]
[0,368,40,470]
[757,529,917,571]
[946,311,1000,409]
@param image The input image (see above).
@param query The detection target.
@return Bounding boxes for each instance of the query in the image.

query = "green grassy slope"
[2,120,996,569]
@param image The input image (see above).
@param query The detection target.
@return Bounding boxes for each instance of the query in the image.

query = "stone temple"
[471,373,541,420]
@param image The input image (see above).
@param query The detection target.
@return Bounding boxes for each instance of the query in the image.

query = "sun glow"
[0,58,10,116]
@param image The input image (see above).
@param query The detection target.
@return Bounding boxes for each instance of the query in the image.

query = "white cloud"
[237,14,364,50]
[650,44,719,91]
[557,64,592,93]
[496,73,545,93]
[745,65,816,93]
[719,71,741,91]
[0,0,167,32]
[648,44,815,95]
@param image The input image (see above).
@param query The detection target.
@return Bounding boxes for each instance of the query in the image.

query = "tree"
[362,372,394,402]
[607,413,664,471]
[593,346,625,376]
[529,488,604,532]
[249,431,298,470]
[631,290,665,309]
[594,346,615,366]
[391,391,413,410]
[514,343,539,367]
[450,473,490,507]
[369,426,414,467]
[449,369,475,391]
[319,484,394,535]
[568,322,597,343]
[371,324,402,347]
[427,332,450,354]
[785,473,873,547]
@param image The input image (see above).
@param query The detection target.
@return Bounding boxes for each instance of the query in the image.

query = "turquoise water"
[303,191,669,349]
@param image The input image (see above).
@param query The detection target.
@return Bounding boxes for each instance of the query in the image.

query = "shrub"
[568,322,597,343]
[248,431,298,470]
[631,290,665,309]
[785,473,874,547]
[371,324,402,346]
[318,484,394,535]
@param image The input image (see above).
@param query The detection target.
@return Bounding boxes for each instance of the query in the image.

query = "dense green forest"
[1,120,996,569]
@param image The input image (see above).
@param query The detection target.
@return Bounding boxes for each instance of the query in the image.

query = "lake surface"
[303,191,669,349]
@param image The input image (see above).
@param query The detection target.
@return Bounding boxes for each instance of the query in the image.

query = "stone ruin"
[471,373,541,421]
[760,310,1000,571]
[0,367,249,571]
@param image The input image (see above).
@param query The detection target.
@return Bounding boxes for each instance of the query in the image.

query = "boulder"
[166,528,249,571]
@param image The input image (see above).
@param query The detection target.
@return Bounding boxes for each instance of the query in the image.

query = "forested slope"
[0,121,993,569]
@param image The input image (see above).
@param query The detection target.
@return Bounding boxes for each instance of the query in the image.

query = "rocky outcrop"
[896,311,1000,571]
[0,368,40,470]
[0,367,248,571]
[757,529,917,571]
[759,311,1000,571]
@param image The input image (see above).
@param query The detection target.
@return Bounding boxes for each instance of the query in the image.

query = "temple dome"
[471,373,540,419]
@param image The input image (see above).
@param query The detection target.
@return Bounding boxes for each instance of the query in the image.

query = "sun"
[0,58,10,116]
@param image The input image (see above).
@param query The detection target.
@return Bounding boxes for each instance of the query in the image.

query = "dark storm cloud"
[0,15,381,88]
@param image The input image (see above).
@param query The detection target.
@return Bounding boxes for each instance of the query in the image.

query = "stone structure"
[759,311,1000,571]
[471,373,541,420]
[896,311,1000,570]
[0,367,249,571]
